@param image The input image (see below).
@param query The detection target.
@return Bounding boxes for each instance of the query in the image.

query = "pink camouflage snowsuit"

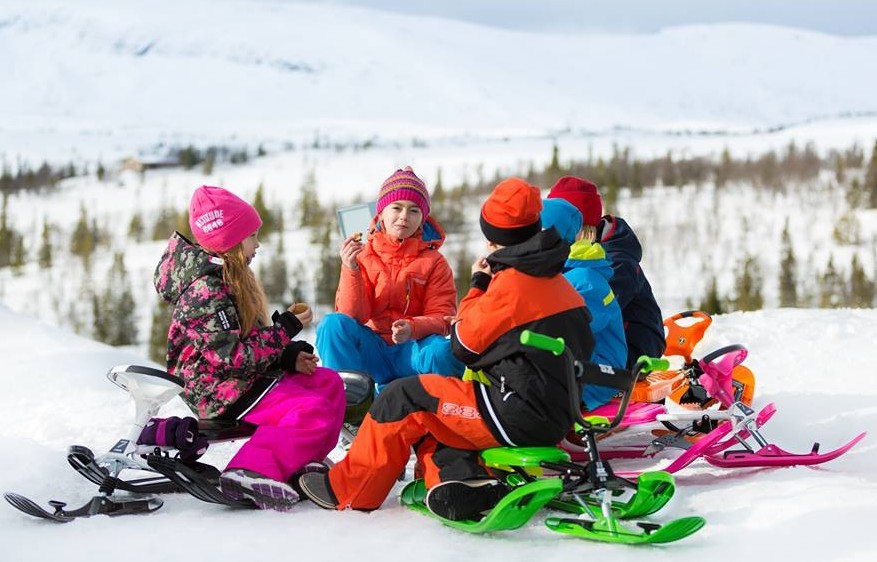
[154,232,345,482]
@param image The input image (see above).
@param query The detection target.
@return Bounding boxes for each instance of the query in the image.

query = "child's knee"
[316,312,355,339]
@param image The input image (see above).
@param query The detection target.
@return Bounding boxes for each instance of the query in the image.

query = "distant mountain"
[1,0,876,161]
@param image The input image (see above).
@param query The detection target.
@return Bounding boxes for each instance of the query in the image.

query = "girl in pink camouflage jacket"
[154,185,345,511]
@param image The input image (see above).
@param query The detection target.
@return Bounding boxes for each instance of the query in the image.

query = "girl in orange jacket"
[315,167,464,385]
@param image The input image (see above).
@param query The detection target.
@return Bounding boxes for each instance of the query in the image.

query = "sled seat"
[198,419,257,442]
[482,447,572,474]
[108,365,375,443]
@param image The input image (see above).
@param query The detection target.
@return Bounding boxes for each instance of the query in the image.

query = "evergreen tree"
[833,212,861,245]
[128,212,145,242]
[96,162,106,181]
[38,218,53,268]
[314,222,340,307]
[547,144,562,179]
[259,237,290,306]
[834,156,846,184]
[149,297,172,364]
[287,262,306,304]
[778,219,798,307]
[101,252,138,346]
[178,145,201,169]
[252,182,278,238]
[0,194,12,268]
[175,209,192,240]
[11,234,25,270]
[434,168,444,198]
[70,204,95,265]
[660,151,678,187]
[630,161,643,196]
[849,254,875,308]
[733,254,764,311]
[715,148,733,188]
[202,147,217,176]
[298,170,323,229]
[698,276,725,315]
[151,205,176,240]
[866,140,877,208]
[91,291,110,343]
[111,281,138,346]
[847,177,866,209]
[818,256,845,308]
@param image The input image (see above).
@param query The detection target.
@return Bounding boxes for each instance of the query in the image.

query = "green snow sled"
[397,331,706,544]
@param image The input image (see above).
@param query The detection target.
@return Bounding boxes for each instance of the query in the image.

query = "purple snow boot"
[219,469,300,512]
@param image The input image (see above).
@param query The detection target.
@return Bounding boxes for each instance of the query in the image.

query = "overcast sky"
[288,0,877,36]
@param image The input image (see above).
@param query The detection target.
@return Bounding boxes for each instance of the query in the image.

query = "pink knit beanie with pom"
[376,166,431,217]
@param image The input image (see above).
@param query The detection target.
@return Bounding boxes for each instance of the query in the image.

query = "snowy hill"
[2,0,877,162]
[1,304,875,560]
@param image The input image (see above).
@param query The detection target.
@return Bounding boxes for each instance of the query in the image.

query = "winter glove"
[470,271,491,292]
[279,340,315,372]
[138,416,209,463]
[272,310,303,338]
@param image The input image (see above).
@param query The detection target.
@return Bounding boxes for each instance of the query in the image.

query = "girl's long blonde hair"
[219,244,268,335]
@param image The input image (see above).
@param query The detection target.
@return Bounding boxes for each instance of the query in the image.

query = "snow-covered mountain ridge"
[2,0,877,163]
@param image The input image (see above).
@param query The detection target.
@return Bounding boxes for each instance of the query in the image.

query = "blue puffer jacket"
[541,199,628,410]
[564,241,628,409]
[598,216,665,368]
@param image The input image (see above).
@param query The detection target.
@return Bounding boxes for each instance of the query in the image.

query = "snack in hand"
[352,231,363,242]
[291,303,310,315]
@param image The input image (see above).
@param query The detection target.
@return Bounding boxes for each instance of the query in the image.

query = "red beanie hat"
[377,166,431,217]
[547,176,603,226]
[188,185,262,253]
[480,178,542,246]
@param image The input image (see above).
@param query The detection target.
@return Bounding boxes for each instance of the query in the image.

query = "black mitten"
[279,340,315,372]
[272,310,303,337]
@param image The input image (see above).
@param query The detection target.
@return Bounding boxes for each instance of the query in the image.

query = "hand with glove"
[138,416,209,464]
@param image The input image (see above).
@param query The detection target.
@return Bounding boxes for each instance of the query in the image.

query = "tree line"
[1,139,876,361]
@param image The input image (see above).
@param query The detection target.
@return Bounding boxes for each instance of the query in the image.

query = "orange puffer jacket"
[335,216,456,344]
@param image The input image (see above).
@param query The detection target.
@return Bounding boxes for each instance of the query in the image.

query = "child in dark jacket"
[548,176,665,368]
[154,185,346,511]
[298,178,594,521]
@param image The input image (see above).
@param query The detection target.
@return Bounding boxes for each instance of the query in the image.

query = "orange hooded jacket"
[334,216,456,344]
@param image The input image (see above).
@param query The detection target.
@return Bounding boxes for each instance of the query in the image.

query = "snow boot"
[425,479,509,522]
[219,469,299,512]
[297,471,338,510]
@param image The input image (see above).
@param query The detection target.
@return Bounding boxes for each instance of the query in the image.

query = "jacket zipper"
[403,278,411,316]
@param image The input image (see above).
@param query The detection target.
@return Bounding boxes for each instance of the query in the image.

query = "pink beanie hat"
[188,185,262,253]
[377,166,430,217]
[547,176,603,227]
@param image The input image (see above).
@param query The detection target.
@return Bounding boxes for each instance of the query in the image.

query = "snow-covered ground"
[0,304,874,561]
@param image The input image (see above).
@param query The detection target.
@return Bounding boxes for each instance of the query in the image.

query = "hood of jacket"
[486,228,568,278]
[598,215,643,263]
[154,232,223,305]
[566,240,614,282]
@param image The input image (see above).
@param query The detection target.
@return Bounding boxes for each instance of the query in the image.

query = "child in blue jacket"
[541,198,627,410]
